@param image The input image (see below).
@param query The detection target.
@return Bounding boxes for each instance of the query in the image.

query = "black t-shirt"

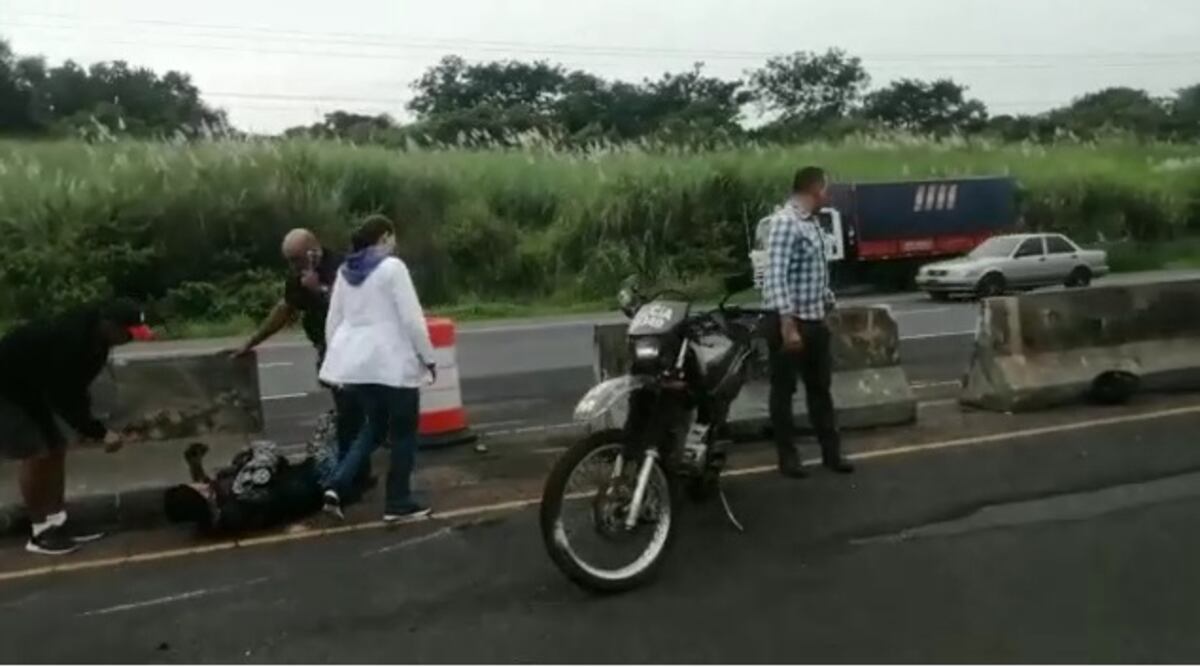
[283,249,342,357]
[0,307,111,441]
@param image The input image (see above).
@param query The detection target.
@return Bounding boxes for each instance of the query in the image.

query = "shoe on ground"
[61,518,105,544]
[322,490,344,520]
[777,447,808,479]
[823,458,856,474]
[26,526,81,556]
[383,505,432,525]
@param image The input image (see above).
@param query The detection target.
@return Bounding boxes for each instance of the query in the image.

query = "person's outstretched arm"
[234,299,296,356]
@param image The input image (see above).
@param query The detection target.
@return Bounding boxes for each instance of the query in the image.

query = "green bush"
[0,136,1197,323]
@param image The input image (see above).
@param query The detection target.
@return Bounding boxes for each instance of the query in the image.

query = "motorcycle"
[539,273,767,593]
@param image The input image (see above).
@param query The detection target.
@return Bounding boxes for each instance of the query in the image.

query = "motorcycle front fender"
[573,375,653,435]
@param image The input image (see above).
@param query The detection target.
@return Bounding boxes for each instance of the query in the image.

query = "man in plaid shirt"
[762,166,853,478]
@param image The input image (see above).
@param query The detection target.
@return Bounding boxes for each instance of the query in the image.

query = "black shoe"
[383,504,432,525]
[26,526,81,556]
[824,458,856,474]
[777,447,808,479]
[61,518,105,544]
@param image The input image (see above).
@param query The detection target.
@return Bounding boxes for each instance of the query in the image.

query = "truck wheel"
[976,273,1006,299]
[1065,267,1092,288]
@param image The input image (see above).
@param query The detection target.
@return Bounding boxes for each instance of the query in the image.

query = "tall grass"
[1,136,1197,322]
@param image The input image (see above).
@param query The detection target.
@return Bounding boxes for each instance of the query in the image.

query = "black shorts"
[0,396,65,461]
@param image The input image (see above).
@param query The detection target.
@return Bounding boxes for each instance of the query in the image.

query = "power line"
[6,13,1200,65]
[13,27,1200,74]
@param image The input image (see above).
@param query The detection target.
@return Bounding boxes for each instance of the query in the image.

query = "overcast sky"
[2,0,1198,133]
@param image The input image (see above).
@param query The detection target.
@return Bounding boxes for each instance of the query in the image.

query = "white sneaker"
[322,490,344,520]
[383,506,431,525]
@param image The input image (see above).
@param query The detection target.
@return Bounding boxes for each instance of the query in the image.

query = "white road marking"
[485,422,578,437]
[6,402,1198,584]
[79,577,269,617]
[725,403,1200,479]
[258,362,294,369]
[263,392,311,401]
[910,380,963,389]
[900,329,977,341]
[475,419,526,430]
[918,398,960,409]
[892,307,954,317]
[362,526,455,557]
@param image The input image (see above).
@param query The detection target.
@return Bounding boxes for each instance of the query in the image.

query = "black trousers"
[765,314,842,464]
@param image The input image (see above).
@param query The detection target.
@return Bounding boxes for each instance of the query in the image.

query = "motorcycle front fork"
[623,449,659,530]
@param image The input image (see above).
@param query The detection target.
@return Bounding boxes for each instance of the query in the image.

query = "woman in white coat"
[318,215,436,522]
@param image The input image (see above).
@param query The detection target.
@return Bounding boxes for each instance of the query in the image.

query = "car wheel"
[928,291,951,302]
[1065,266,1092,288]
[976,273,1006,299]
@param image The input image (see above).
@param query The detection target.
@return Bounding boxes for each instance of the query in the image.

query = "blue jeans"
[329,385,421,513]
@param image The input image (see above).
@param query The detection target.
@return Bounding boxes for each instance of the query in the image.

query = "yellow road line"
[2,402,1198,583]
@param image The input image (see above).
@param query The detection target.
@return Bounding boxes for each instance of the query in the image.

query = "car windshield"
[969,237,1023,259]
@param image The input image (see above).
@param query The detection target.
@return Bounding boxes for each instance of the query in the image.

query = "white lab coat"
[318,256,435,389]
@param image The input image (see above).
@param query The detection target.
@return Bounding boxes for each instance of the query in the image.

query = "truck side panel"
[841,178,1016,261]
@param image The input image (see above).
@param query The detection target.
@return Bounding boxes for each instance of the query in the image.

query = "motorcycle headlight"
[633,338,661,363]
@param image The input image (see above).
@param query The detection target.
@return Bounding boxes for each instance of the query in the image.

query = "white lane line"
[725,403,1200,479]
[484,422,577,437]
[893,307,953,317]
[79,577,269,617]
[258,362,294,369]
[263,392,311,401]
[5,401,1198,583]
[900,329,976,341]
[461,320,619,336]
[362,526,455,557]
[911,380,963,389]
[475,419,526,430]
[918,398,960,409]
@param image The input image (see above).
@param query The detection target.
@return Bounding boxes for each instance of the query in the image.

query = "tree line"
[2,37,1198,145]
[0,40,225,140]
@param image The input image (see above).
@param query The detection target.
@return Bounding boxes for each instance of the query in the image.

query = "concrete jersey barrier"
[91,350,263,441]
[960,279,1200,411]
[593,305,916,437]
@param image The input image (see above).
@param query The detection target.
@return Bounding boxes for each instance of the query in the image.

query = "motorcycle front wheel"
[539,431,678,593]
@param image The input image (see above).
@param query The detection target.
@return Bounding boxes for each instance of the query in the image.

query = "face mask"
[380,234,396,255]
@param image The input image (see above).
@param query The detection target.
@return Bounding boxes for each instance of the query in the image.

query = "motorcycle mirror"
[617,287,638,316]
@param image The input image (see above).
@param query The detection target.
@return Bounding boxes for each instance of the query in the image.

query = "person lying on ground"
[0,299,154,555]
[164,412,340,534]
[230,227,375,496]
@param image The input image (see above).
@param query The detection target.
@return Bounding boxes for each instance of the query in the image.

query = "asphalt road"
[200,295,980,446]
[4,404,1200,662]
[119,269,1200,446]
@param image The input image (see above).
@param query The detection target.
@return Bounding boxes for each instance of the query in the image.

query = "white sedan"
[916,233,1109,300]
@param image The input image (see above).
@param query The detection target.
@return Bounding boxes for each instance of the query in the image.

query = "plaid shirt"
[762,199,835,320]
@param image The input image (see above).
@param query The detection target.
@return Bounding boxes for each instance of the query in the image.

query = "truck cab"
[750,208,846,291]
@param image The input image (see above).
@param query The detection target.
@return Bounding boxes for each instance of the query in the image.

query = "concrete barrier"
[593,305,916,436]
[91,349,263,441]
[960,279,1200,411]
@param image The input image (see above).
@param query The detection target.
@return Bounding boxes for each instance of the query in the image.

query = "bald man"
[235,229,338,362]
[234,229,373,495]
